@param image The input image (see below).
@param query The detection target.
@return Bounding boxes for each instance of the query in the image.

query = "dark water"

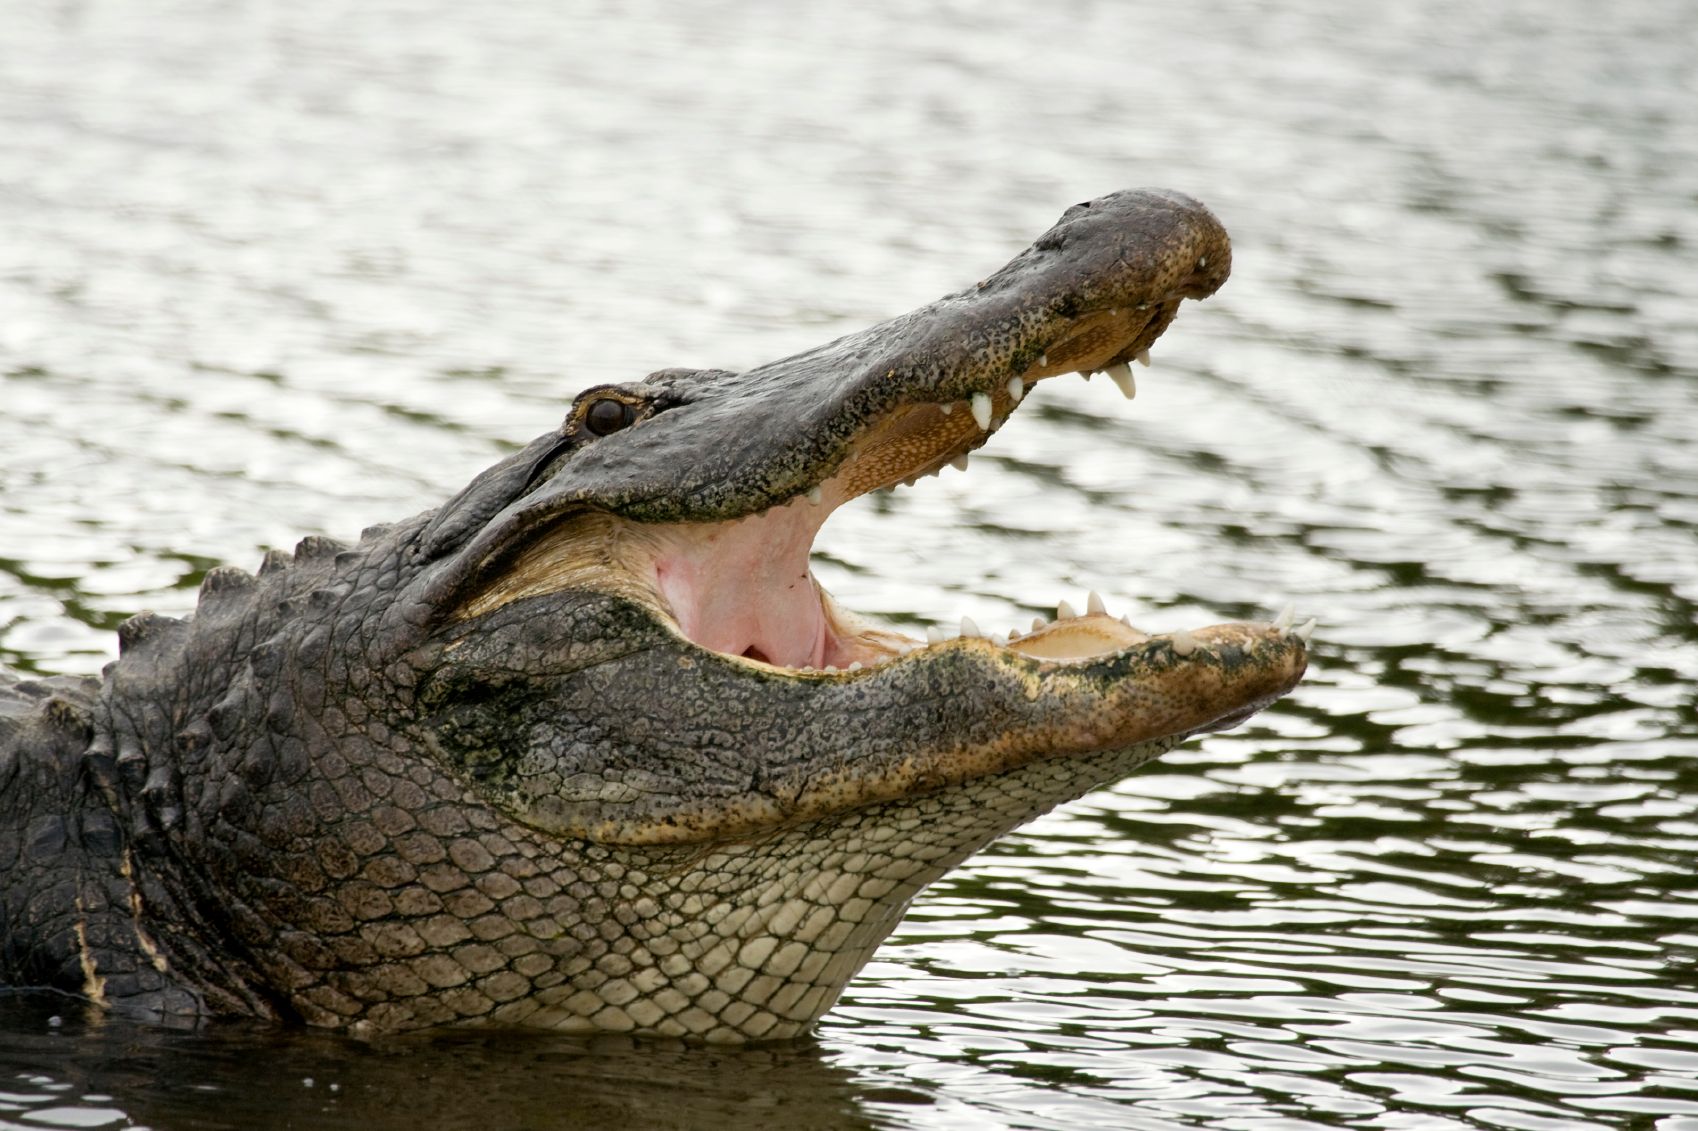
[3,0,1696,1127]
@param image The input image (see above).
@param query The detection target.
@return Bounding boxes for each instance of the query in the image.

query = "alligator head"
[83,189,1306,1040]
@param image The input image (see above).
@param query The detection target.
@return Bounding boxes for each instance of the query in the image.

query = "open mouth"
[621,311,1312,674]
[450,190,1313,681]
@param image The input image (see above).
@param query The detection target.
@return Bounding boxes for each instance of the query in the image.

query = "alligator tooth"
[1087,590,1107,616]
[1120,614,1133,627]
[970,393,993,431]
[1135,349,1151,367]
[925,625,945,644]
[1031,617,1046,632]
[847,661,863,671]
[939,402,954,415]
[992,632,1008,647]
[951,453,970,472]
[1295,618,1317,644]
[960,616,982,638]
[1078,370,1093,382]
[1104,362,1137,400]
[1057,599,1078,620]
[823,665,839,672]
[1006,628,1022,641]
[1198,255,1208,268]
[806,486,822,505]
[1006,376,1024,404]
[1170,629,1197,656]
[1039,353,1049,367]
[1273,603,1295,630]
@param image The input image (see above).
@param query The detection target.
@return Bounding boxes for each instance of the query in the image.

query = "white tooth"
[1198,255,1208,268]
[847,661,863,671]
[1105,362,1137,400]
[939,402,954,415]
[1006,628,1022,641]
[1031,617,1046,632]
[925,625,945,644]
[1078,370,1093,382]
[992,632,1008,646]
[1087,590,1107,616]
[1135,349,1151,367]
[1057,599,1077,620]
[1170,629,1197,656]
[1039,353,1049,366]
[951,454,970,472]
[970,393,993,430]
[1120,613,1133,627]
[823,664,838,672]
[1274,603,1295,630]
[1006,376,1024,404]
[960,616,982,638]
[1295,618,1317,644]
[806,486,822,505]
[800,665,814,672]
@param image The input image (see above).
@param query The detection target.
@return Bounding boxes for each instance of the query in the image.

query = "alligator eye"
[584,398,636,436]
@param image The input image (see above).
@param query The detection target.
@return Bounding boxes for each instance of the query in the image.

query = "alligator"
[0,189,1308,1042]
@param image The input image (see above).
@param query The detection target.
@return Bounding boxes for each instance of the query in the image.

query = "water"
[2,0,1695,1126]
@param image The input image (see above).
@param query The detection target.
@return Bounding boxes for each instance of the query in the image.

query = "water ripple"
[4,0,1697,1126]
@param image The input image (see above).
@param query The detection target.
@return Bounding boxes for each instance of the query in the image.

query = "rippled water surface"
[3,0,1697,1127]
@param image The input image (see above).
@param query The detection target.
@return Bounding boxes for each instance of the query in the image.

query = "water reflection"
[0,995,888,1131]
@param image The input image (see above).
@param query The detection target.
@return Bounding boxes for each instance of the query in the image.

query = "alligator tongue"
[652,497,832,668]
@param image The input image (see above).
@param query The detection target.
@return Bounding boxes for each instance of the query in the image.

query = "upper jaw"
[470,189,1230,535]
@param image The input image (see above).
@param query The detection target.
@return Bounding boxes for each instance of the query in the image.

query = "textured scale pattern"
[197,723,1177,1038]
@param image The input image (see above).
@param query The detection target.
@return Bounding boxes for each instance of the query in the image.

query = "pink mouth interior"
[652,497,857,669]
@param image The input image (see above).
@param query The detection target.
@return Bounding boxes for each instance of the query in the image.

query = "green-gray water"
[2,0,1695,1127]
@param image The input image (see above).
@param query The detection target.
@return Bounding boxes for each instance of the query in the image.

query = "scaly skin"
[0,190,1307,1040]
